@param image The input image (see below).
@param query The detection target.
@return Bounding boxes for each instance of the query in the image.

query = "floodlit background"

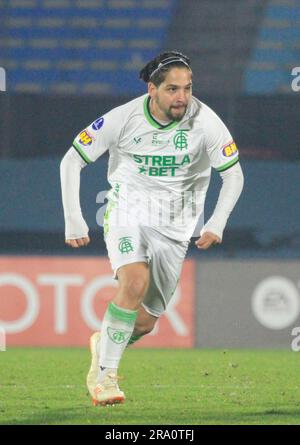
[0,0,300,349]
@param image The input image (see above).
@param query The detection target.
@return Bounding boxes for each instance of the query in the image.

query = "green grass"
[0,348,300,425]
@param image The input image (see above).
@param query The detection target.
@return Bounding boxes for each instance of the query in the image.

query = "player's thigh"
[105,226,148,279]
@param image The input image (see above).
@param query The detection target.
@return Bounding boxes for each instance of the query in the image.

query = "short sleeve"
[72,107,123,164]
[204,108,239,172]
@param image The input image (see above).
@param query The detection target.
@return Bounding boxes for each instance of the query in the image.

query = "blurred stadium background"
[0,0,300,351]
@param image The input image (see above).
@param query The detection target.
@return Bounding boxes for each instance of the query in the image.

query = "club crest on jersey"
[92,117,104,131]
[222,141,238,158]
[173,129,189,151]
[78,129,93,146]
[118,236,134,254]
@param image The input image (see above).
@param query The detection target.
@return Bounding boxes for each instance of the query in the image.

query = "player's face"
[149,67,192,121]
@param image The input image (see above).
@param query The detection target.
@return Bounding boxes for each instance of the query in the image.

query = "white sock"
[97,302,137,383]
[98,366,117,382]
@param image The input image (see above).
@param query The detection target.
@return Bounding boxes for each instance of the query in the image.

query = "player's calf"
[127,306,158,346]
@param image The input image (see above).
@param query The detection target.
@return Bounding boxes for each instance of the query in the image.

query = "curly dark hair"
[139,51,191,86]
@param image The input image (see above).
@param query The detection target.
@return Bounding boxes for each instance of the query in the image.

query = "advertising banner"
[0,256,195,348]
[196,260,300,348]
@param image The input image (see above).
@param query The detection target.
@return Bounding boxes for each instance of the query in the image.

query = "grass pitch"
[0,348,300,425]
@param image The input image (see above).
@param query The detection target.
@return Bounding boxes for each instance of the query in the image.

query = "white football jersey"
[72,94,239,241]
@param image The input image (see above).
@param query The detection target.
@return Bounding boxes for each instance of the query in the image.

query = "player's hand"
[65,237,90,248]
[195,231,221,250]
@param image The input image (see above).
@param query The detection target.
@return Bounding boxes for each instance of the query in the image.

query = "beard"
[165,104,187,121]
[153,96,188,122]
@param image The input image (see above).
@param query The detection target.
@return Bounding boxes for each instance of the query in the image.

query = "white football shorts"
[104,225,189,317]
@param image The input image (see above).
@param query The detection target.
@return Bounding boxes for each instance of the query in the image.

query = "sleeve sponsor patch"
[78,129,94,146]
[222,141,238,158]
[92,117,104,130]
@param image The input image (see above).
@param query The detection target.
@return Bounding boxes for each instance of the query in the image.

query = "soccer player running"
[60,51,244,406]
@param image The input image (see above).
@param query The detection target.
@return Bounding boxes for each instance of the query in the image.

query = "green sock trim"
[108,302,137,324]
[127,334,142,346]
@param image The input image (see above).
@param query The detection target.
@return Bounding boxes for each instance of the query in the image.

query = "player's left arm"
[195,162,244,249]
[195,108,244,249]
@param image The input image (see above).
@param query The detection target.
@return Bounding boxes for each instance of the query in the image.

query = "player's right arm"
[60,111,122,248]
[60,147,90,248]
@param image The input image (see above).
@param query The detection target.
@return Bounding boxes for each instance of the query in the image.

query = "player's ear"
[148,82,157,98]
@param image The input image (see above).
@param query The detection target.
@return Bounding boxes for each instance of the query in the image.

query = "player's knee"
[118,263,149,298]
[121,276,149,301]
[116,263,150,307]
[118,269,149,303]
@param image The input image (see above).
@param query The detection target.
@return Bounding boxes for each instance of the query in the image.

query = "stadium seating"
[0,0,176,94]
[165,0,268,95]
[2,0,299,95]
[244,0,300,93]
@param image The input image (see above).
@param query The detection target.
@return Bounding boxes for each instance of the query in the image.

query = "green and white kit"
[73,94,239,240]
[65,94,241,316]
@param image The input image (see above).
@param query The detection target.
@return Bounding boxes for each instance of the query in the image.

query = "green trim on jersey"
[72,141,92,164]
[143,96,180,131]
[216,157,239,172]
[103,183,120,237]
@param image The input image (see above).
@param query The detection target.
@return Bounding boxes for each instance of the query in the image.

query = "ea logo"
[251,276,300,330]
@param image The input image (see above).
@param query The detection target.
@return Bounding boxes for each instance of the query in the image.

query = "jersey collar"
[143,96,180,130]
